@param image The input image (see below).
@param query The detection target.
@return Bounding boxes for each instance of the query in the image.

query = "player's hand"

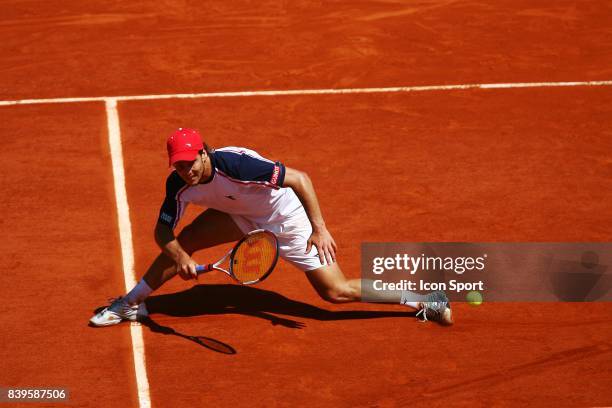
[176,252,198,280]
[306,226,337,266]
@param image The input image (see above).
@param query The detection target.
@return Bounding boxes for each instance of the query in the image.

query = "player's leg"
[277,215,424,307]
[141,208,244,290]
[90,209,243,326]
[275,213,452,324]
[305,262,453,325]
[305,262,417,306]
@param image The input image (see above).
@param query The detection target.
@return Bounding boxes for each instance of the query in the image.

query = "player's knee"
[320,283,354,304]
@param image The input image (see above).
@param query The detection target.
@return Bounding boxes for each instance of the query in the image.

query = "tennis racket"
[195,229,279,285]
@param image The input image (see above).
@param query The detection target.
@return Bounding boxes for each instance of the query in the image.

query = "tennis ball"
[466,290,483,306]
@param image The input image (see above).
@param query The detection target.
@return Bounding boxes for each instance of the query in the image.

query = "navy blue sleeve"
[158,171,188,229]
[214,150,286,187]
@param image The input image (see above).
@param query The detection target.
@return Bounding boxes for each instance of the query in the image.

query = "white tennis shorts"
[229,212,326,272]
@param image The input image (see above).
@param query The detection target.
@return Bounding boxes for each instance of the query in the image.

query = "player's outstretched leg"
[305,262,453,325]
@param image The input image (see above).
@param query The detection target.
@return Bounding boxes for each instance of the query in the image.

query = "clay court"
[1,1,611,407]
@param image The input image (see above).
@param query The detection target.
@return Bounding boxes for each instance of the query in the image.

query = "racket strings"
[232,233,277,283]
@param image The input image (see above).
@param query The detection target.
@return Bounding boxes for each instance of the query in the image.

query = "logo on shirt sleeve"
[160,213,173,223]
[270,165,280,185]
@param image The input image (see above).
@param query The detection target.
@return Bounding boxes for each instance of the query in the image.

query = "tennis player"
[90,128,453,326]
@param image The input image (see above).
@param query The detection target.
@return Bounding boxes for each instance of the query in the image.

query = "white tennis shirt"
[158,147,304,230]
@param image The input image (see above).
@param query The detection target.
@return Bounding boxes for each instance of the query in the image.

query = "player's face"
[174,154,204,186]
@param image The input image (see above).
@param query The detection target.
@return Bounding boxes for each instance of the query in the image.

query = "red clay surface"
[1,1,611,407]
[0,104,138,407]
[2,1,612,100]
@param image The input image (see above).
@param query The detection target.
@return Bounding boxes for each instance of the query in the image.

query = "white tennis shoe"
[89,297,148,327]
[416,291,454,325]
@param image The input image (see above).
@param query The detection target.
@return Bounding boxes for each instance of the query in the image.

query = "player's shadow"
[139,316,237,354]
[144,283,416,329]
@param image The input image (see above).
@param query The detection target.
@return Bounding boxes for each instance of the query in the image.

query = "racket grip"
[196,264,213,274]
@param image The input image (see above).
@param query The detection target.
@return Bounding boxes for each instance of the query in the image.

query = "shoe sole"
[89,315,124,327]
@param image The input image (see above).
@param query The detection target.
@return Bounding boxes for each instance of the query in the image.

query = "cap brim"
[169,150,200,166]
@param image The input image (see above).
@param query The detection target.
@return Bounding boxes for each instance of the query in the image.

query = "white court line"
[105,99,152,408]
[1,80,612,106]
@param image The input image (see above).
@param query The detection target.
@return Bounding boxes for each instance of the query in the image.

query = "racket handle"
[196,264,213,275]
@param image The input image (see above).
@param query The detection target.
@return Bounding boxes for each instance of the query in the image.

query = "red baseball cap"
[167,128,205,166]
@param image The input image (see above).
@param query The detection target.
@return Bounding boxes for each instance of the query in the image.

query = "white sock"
[400,290,423,310]
[125,279,154,306]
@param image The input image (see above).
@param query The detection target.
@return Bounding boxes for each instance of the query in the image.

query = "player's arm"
[154,222,197,280]
[156,172,197,279]
[283,166,337,265]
